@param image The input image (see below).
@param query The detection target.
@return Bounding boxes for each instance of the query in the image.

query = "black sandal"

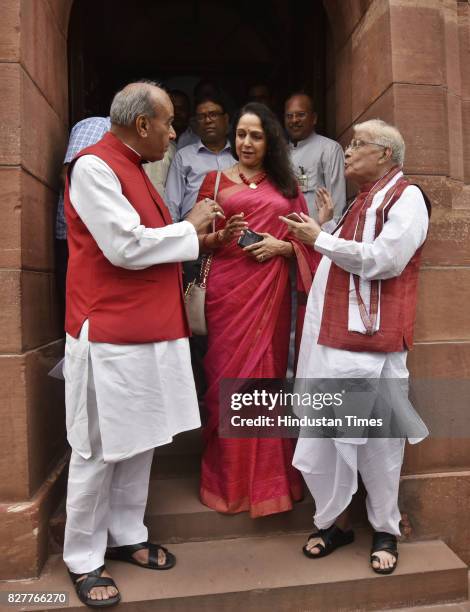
[370,531,399,575]
[68,565,120,608]
[105,541,176,570]
[302,524,355,559]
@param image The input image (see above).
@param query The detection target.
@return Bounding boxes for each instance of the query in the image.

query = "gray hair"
[110,80,162,127]
[353,119,405,165]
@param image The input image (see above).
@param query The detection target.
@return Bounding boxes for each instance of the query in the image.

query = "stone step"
[389,602,470,612]
[49,476,372,550]
[146,476,316,543]
[154,428,203,457]
[2,532,467,612]
[151,429,202,479]
[152,452,200,479]
[48,477,317,550]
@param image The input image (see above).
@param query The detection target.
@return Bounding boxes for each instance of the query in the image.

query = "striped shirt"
[55,116,111,239]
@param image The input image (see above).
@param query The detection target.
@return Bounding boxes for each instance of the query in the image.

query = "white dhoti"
[300,438,405,535]
[293,181,429,534]
[293,320,411,535]
[294,343,409,535]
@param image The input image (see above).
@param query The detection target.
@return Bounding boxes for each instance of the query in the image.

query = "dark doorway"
[68,0,328,128]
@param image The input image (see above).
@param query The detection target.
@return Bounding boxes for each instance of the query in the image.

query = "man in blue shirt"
[55,116,111,316]
[165,96,234,398]
[165,95,235,222]
[56,117,111,241]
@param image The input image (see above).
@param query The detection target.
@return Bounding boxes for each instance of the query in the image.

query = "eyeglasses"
[194,110,225,122]
[345,139,388,152]
[284,111,309,121]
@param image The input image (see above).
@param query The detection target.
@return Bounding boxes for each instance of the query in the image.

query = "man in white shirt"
[63,81,220,607]
[285,93,346,221]
[281,119,430,576]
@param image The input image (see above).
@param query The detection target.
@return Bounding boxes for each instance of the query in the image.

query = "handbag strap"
[200,170,222,285]
[213,169,222,201]
[210,169,222,234]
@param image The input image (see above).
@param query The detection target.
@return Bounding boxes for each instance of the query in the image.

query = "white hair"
[353,118,405,165]
[110,80,162,127]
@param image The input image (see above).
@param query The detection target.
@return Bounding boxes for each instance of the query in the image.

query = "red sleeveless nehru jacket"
[64,132,190,344]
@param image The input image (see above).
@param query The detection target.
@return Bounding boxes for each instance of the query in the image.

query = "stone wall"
[0,0,72,580]
[324,0,470,562]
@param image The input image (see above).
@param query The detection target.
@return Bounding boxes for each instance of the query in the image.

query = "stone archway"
[1,0,470,580]
[66,0,328,127]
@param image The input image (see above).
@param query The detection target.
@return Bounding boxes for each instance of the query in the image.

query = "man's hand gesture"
[279,212,321,245]
[316,187,334,226]
[186,198,225,233]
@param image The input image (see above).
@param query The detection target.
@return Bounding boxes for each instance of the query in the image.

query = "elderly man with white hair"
[281,119,430,575]
[62,81,224,607]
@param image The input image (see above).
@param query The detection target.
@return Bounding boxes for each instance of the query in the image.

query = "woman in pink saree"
[197,103,318,517]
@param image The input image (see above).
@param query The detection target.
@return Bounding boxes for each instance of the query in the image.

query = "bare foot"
[305,535,325,556]
[132,546,169,567]
[75,568,119,601]
[303,523,354,557]
[371,549,397,572]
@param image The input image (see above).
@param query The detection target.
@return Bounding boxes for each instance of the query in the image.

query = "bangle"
[202,232,223,250]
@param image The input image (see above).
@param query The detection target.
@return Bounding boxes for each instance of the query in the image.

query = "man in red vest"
[63,81,223,607]
[281,119,430,576]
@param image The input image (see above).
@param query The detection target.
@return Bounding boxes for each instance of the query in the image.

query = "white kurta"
[65,153,201,462]
[293,177,429,532]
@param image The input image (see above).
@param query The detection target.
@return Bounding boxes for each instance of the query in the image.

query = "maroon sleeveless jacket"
[318,178,431,353]
[64,132,190,343]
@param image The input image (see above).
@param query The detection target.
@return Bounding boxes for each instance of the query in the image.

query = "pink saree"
[197,171,318,517]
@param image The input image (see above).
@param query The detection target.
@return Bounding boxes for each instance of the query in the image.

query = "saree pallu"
[197,171,318,517]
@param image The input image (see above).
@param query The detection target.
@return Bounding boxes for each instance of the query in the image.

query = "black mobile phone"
[237,229,264,248]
